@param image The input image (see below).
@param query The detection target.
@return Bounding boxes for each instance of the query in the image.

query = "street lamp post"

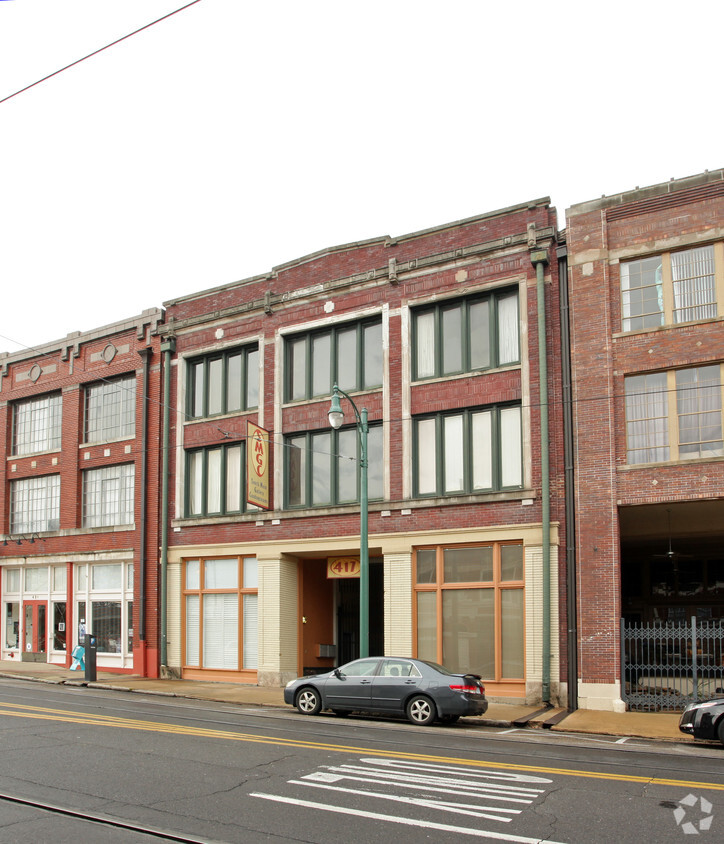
[328,383,369,658]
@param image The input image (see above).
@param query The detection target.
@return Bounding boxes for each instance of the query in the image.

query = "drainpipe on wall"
[530,247,551,705]
[137,348,152,654]
[558,242,578,712]
[159,335,176,674]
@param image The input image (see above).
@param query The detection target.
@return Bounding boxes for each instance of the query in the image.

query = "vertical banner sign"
[247,421,271,509]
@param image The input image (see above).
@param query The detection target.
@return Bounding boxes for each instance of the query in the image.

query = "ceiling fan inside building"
[651,509,692,564]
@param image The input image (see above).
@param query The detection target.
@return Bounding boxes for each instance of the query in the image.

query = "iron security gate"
[621,618,724,711]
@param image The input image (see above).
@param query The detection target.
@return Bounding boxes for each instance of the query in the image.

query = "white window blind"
[672,246,716,324]
[185,595,199,666]
[472,410,493,490]
[497,293,520,364]
[203,593,238,669]
[500,406,522,487]
[243,594,258,669]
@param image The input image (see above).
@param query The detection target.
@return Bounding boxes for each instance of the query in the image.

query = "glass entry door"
[22,601,47,662]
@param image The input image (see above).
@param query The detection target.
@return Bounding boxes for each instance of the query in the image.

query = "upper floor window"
[285,424,383,508]
[85,375,136,442]
[10,474,60,532]
[620,245,717,331]
[285,318,382,402]
[12,393,62,455]
[412,289,519,381]
[414,405,522,497]
[186,442,257,517]
[188,345,259,419]
[82,464,135,527]
[624,364,723,464]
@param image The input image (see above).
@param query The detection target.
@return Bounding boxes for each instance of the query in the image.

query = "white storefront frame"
[1,550,134,669]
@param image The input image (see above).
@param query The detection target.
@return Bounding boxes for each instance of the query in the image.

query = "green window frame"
[187,345,259,419]
[285,318,383,402]
[285,424,383,508]
[185,443,255,517]
[413,405,522,497]
[412,289,519,381]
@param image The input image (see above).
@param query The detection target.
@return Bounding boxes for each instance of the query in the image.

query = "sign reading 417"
[327,557,361,579]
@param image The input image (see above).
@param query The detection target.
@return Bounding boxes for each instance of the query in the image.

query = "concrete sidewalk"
[0,659,692,744]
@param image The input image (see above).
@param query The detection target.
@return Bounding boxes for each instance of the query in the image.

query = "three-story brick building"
[566,169,724,710]
[0,310,164,676]
[160,200,568,704]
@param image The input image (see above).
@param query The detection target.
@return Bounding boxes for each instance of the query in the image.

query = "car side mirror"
[333,668,342,679]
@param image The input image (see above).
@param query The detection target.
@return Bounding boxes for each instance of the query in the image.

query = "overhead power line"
[0,0,204,106]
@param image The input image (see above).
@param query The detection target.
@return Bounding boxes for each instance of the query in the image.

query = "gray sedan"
[284,656,488,726]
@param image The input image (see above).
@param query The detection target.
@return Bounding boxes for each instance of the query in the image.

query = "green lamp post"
[328,383,369,658]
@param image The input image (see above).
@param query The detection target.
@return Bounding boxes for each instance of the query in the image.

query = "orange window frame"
[181,555,258,680]
[412,541,525,683]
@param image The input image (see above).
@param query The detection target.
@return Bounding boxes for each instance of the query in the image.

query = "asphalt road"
[0,678,722,843]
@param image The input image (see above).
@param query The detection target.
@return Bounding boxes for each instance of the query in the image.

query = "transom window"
[620,244,719,331]
[414,543,524,683]
[10,475,60,532]
[285,424,383,508]
[188,345,259,419]
[413,405,522,497]
[285,318,382,402]
[12,393,62,455]
[85,375,136,442]
[624,364,724,464]
[412,289,519,381]
[82,464,135,527]
[186,442,256,517]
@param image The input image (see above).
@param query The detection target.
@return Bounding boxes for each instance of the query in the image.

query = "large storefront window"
[2,564,69,661]
[413,543,524,691]
[183,556,258,676]
[74,561,133,662]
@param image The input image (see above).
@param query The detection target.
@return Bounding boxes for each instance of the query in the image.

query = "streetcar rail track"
[0,790,224,844]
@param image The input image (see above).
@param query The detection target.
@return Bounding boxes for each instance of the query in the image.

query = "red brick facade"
[0,311,163,675]
[163,201,567,701]
[566,170,724,709]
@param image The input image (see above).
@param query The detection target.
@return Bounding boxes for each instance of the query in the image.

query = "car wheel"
[717,717,724,747]
[440,715,460,725]
[332,709,349,717]
[296,687,322,715]
[406,694,437,726]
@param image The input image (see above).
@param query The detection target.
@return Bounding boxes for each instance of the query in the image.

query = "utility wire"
[0,329,721,442]
[0,0,204,106]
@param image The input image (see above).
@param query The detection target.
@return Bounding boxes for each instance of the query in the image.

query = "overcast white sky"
[1,0,722,355]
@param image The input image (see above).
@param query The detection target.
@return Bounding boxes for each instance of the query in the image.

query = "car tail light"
[449,683,482,695]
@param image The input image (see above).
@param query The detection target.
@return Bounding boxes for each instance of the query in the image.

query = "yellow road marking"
[1,702,722,792]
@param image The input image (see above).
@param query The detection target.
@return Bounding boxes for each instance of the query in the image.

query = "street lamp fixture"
[328,383,369,658]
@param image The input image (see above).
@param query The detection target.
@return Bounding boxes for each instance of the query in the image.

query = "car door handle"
[360,679,371,684]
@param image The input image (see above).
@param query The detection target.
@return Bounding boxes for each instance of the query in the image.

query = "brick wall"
[0,313,163,672]
[165,200,569,685]
[567,170,724,689]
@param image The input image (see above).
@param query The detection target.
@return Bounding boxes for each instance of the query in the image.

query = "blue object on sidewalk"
[70,645,85,671]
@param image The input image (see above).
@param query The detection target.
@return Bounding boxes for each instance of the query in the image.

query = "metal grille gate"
[621,618,724,711]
